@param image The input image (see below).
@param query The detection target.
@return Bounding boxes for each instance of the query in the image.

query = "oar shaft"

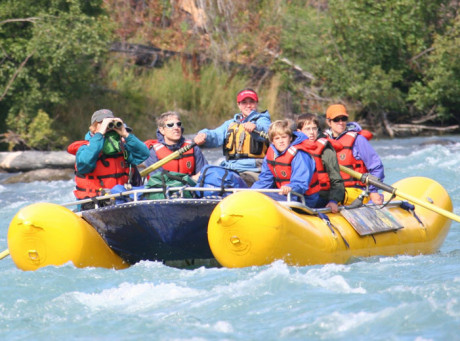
[0,249,10,260]
[253,129,269,140]
[391,187,460,223]
[339,165,460,223]
[140,142,197,177]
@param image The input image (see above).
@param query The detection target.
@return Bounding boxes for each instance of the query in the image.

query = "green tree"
[0,0,111,149]
[279,0,457,124]
[408,16,460,122]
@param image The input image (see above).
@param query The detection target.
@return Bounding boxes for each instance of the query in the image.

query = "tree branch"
[265,49,315,81]
[0,52,34,102]
[382,112,394,138]
[0,17,40,25]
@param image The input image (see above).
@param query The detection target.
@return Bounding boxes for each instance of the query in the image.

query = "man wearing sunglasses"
[144,111,208,176]
[193,88,271,186]
[324,104,384,205]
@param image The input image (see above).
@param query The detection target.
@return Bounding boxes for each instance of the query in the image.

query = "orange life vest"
[67,140,131,199]
[144,139,158,149]
[305,138,331,191]
[329,131,369,187]
[152,140,196,174]
[265,140,320,196]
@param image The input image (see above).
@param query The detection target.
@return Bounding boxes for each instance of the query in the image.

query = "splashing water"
[1,136,459,340]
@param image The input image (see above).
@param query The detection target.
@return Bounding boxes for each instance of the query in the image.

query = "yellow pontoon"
[207,177,453,267]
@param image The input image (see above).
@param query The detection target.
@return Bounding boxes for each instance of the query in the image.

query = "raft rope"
[400,201,424,226]
[378,191,396,209]
[318,213,350,248]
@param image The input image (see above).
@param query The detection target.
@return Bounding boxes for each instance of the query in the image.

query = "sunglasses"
[331,116,348,123]
[165,122,182,128]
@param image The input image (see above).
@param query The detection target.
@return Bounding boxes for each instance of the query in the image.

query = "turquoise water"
[1,136,459,340]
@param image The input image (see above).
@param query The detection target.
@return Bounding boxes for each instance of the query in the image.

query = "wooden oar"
[339,165,460,223]
[253,129,269,140]
[140,129,267,178]
[0,249,10,260]
[140,142,197,177]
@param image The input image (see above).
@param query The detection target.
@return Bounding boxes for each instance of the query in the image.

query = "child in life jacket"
[296,113,345,213]
[251,119,320,208]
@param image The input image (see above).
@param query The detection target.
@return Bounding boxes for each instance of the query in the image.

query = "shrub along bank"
[0,0,458,151]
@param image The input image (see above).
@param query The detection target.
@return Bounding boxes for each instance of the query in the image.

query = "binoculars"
[107,120,123,129]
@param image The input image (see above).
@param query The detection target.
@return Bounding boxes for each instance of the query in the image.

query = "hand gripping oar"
[253,129,269,140]
[339,165,460,223]
[0,249,10,260]
[140,142,197,177]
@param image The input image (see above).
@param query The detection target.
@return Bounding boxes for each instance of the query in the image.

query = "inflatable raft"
[5,176,455,271]
[207,177,453,267]
[6,187,221,271]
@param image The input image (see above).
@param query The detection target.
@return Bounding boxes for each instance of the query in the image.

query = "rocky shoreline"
[0,151,75,184]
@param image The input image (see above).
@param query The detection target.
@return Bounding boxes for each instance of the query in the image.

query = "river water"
[1,136,459,340]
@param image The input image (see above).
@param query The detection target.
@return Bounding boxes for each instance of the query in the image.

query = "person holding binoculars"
[67,109,149,209]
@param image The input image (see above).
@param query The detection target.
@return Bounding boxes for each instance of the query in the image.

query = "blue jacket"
[198,110,271,173]
[252,131,319,207]
[144,129,208,175]
[76,132,150,174]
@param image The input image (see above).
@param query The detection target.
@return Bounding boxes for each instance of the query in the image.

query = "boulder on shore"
[2,169,74,184]
[0,151,75,184]
[0,151,75,172]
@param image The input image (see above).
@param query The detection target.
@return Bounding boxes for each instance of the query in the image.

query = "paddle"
[140,142,197,177]
[140,128,268,177]
[254,129,269,140]
[0,249,9,260]
[339,165,460,223]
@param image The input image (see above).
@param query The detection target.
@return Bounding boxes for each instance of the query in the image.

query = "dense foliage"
[0,0,110,149]
[0,0,458,150]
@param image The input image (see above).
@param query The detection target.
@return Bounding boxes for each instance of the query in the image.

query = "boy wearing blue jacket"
[252,119,320,208]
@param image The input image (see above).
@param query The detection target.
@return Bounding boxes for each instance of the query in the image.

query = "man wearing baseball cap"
[324,104,385,205]
[193,88,271,185]
[67,109,149,208]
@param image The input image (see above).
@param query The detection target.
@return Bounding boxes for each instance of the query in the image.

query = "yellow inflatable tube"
[8,203,128,271]
[208,177,452,268]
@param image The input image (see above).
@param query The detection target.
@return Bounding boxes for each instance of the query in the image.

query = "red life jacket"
[153,140,196,174]
[305,138,331,191]
[328,131,369,187]
[67,140,131,199]
[265,140,320,196]
[144,139,158,149]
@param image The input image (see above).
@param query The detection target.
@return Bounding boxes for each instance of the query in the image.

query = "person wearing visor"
[323,104,384,205]
[193,88,271,186]
[67,109,149,206]
[144,111,208,176]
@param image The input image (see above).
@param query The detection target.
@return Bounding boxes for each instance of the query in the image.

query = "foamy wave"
[280,307,397,338]
[70,282,202,313]
[294,264,366,294]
